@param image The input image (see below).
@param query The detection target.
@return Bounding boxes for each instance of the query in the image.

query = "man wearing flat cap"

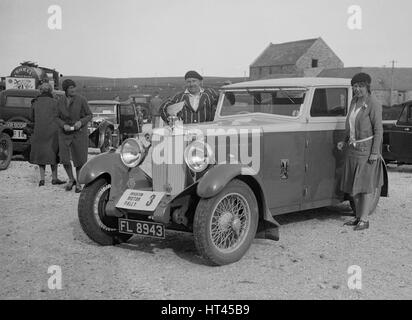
[160,70,219,124]
[55,79,92,193]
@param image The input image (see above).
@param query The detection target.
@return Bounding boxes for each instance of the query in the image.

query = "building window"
[312,59,318,68]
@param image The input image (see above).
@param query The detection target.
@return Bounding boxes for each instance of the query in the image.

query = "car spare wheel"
[100,127,113,153]
[193,179,258,266]
[78,177,132,245]
[0,132,13,170]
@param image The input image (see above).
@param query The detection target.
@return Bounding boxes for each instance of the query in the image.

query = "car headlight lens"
[184,140,214,173]
[120,138,145,167]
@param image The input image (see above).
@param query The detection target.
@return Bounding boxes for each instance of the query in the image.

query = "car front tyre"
[78,177,132,245]
[0,133,13,170]
[193,179,258,266]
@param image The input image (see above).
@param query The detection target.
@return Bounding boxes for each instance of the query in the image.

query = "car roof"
[222,77,352,89]
[88,100,120,104]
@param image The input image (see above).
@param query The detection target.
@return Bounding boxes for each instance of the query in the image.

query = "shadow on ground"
[70,219,205,265]
[275,203,355,225]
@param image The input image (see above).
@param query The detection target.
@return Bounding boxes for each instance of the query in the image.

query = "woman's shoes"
[65,180,76,191]
[344,218,359,226]
[38,180,45,187]
[354,220,369,231]
[52,179,66,185]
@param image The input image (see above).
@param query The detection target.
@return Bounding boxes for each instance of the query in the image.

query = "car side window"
[397,105,408,124]
[407,106,412,124]
[310,88,348,117]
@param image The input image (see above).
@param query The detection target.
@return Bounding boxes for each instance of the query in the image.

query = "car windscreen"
[131,97,148,103]
[5,96,35,108]
[89,104,116,115]
[220,89,306,117]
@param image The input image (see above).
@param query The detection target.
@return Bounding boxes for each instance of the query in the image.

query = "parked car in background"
[128,94,151,123]
[383,100,412,165]
[77,78,389,266]
[0,89,64,160]
[88,100,120,153]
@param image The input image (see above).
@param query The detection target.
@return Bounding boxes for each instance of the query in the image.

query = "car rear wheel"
[100,128,113,153]
[193,179,258,266]
[0,133,13,170]
[78,177,132,245]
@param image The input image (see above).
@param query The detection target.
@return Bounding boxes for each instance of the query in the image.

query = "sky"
[0,0,410,78]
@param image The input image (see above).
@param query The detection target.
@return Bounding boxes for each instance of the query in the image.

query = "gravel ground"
[0,152,411,300]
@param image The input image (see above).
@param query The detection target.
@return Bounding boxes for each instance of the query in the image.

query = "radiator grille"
[151,130,187,196]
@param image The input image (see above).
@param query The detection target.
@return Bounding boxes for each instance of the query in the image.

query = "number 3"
[146,194,156,206]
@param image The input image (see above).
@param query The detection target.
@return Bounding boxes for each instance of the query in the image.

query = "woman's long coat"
[29,93,59,165]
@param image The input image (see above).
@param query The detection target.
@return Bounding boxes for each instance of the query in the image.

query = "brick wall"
[296,38,344,74]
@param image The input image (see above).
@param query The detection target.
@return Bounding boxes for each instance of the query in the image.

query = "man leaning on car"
[160,70,219,124]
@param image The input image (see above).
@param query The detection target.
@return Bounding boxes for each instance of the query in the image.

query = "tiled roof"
[250,38,319,68]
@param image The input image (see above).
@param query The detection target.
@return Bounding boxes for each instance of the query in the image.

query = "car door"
[303,87,349,207]
[389,103,412,162]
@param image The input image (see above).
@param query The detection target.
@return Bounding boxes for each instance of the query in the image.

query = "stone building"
[319,67,412,106]
[249,37,344,80]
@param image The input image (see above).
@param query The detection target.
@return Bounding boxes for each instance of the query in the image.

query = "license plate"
[118,218,165,239]
[12,130,27,140]
[116,189,165,211]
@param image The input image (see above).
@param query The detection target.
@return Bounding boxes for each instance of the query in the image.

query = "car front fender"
[0,126,13,137]
[196,164,280,237]
[79,152,152,217]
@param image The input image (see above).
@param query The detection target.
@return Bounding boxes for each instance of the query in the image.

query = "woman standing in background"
[29,83,66,186]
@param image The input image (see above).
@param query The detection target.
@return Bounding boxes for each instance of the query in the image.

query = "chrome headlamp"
[184,140,214,173]
[120,138,145,167]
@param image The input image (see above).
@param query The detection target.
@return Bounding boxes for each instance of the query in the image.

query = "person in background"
[149,91,163,128]
[55,79,92,193]
[29,83,66,186]
[338,73,384,231]
[160,70,219,124]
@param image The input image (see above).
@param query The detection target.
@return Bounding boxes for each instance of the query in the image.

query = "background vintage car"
[88,99,152,153]
[383,100,412,165]
[77,78,389,266]
[87,100,120,153]
[0,88,65,160]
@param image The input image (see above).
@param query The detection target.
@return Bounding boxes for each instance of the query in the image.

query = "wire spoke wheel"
[193,179,259,265]
[210,193,251,253]
[93,183,117,232]
[78,178,132,245]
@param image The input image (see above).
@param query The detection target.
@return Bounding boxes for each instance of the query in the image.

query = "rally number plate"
[116,189,165,211]
[118,219,165,239]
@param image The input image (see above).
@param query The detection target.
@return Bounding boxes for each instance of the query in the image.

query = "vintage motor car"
[88,100,121,153]
[77,78,389,266]
[88,100,152,153]
[382,100,412,165]
[0,88,65,160]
